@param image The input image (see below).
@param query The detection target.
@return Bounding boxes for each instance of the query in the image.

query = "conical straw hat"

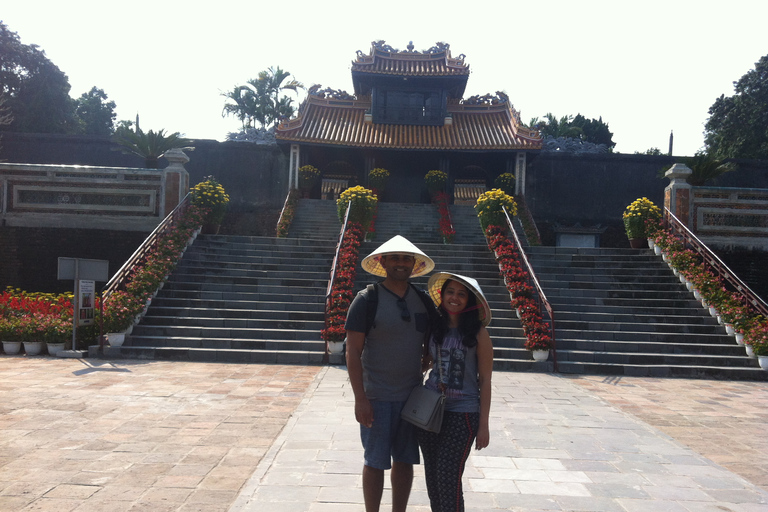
[361,235,434,278]
[427,272,492,326]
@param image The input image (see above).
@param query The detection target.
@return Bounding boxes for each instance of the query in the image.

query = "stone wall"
[0,132,289,211]
[0,226,148,293]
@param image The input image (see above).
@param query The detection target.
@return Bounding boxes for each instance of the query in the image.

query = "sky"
[3,0,767,156]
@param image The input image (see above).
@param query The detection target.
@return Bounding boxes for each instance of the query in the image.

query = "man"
[345,235,435,512]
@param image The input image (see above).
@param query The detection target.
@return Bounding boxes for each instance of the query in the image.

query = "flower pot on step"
[107,333,125,347]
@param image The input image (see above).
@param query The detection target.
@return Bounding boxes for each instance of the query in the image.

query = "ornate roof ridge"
[352,40,468,74]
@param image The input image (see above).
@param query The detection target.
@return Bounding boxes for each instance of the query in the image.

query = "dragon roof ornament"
[356,40,466,65]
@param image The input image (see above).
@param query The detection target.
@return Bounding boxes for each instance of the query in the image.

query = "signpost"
[58,258,109,355]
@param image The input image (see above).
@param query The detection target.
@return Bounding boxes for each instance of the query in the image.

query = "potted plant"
[525,333,553,361]
[623,197,661,248]
[337,186,378,231]
[191,176,230,234]
[744,318,768,368]
[0,316,23,355]
[20,314,47,355]
[102,291,144,346]
[494,173,515,195]
[298,165,321,197]
[475,188,518,232]
[424,170,447,197]
[43,315,71,356]
[368,168,390,196]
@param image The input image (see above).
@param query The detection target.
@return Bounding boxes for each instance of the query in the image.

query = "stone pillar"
[515,152,527,196]
[289,144,300,190]
[664,163,692,227]
[162,149,190,216]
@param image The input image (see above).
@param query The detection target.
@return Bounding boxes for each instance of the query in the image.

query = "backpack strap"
[363,283,379,337]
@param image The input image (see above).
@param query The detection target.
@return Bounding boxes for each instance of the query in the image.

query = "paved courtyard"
[0,357,766,511]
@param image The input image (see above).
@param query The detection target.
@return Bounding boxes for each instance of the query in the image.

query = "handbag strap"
[436,343,446,397]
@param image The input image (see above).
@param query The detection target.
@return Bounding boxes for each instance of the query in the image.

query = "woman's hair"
[433,279,482,348]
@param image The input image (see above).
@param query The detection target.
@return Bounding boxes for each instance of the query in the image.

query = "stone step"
[110,345,326,364]
[554,361,766,380]
[555,338,745,356]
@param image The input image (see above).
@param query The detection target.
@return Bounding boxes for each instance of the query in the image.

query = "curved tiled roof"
[351,41,470,78]
[276,97,542,150]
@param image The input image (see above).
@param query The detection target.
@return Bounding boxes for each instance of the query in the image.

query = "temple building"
[276,40,542,203]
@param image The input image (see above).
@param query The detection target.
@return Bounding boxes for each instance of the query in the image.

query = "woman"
[418,272,493,512]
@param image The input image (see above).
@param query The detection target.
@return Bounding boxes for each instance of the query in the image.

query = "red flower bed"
[433,192,455,243]
[485,225,553,351]
[322,222,365,343]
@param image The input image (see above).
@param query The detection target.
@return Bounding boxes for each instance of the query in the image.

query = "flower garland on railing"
[276,189,299,238]
[321,222,366,343]
[485,225,554,352]
[100,204,207,336]
[648,219,768,357]
[432,192,455,244]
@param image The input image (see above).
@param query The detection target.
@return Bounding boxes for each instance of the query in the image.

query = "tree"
[222,66,303,130]
[74,87,116,136]
[0,21,77,134]
[530,113,582,139]
[112,126,191,168]
[530,113,615,149]
[571,114,615,149]
[704,55,768,160]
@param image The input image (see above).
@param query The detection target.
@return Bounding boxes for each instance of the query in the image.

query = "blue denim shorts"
[360,400,420,470]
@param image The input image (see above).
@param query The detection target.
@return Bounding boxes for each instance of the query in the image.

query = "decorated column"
[664,163,692,227]
[162,149,190,216]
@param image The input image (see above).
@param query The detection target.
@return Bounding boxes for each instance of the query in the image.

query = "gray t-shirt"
[345,284,429,401]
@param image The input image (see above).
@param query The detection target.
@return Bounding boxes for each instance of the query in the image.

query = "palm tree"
[112,126,192,168]
[683,152,735,186]
[222,66,303,130]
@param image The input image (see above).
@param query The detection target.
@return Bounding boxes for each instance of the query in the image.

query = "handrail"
[324,201,352,360]
[98,193,192,351]
[503,206,558,372]
[326,201,352,301]
[276,188,294,235]
[664,207,768,317]
[102,193,192,298]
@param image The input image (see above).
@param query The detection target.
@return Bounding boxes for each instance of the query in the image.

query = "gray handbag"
[401,347,445,433]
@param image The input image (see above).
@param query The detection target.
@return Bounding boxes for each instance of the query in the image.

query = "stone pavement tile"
[229,368,767,511]
[0,359,320,512]
[567,375,768,491]
[19,497,82,511]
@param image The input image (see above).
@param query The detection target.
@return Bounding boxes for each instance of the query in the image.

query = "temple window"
[372,87,446,126]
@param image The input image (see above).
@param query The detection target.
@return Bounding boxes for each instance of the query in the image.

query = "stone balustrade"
[665,163,768,250]
[0,149,189,232]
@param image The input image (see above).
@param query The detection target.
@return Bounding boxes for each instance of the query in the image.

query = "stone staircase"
[108,236,335,363]
[288,199,341,240]
[288,199,486,245]
[101,199,767,379]
[527,246,768,380]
